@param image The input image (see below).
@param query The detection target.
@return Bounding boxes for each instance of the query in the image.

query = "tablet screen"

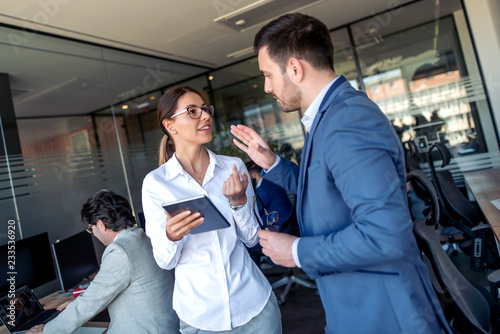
[162,195,231,234]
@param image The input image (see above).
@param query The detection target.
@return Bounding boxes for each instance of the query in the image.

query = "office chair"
[404,140,464,256]
[261,196,317,305]
[404,140,432,205]
[426,142,499,271]
[408,170,500,334]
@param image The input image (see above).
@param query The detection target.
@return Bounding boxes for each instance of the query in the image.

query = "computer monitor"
[0,232,57,290]
[52,230,99,292]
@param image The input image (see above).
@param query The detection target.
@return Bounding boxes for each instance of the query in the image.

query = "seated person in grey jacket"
[28,189,179,334]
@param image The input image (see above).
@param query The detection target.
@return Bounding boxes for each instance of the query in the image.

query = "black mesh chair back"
[426,143,500,271]
[435,170,481,231]
[404,140,433,206]
[427,142,479,232]
[408,170,493,334]
[414,219,491,333]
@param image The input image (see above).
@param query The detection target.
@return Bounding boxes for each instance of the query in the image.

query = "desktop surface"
[0,291,109,334]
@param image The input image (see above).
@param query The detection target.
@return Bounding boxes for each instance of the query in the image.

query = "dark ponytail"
[158,134,175,166]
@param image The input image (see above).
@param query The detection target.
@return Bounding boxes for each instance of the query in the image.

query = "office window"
[351,0,496,162]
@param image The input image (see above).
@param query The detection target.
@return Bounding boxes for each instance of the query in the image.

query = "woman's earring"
[173,131,177,134]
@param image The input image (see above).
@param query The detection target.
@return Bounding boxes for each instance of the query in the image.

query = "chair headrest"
[428,142,451,168]
[403,140,418,157]
[407,169,440,226]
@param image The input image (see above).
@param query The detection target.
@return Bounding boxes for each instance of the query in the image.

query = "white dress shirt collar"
[164,148,228,184]
[301,77,339,133]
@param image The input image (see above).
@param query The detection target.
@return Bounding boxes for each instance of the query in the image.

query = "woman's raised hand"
[223,165,248,206]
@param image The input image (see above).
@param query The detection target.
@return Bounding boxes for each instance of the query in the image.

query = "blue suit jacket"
[265,76,450,334]
[256,178,292,228]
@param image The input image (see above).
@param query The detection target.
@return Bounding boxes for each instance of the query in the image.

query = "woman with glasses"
[141,86,281,334]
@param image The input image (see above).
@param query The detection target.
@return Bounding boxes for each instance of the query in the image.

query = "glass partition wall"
[349,0,498,185]
[0,26,208,251]
[0,0,497,294]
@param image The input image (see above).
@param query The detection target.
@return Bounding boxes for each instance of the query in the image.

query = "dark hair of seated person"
[81,189,136,231]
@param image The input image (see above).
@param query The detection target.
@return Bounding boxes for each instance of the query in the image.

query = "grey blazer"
[44,227,179,334]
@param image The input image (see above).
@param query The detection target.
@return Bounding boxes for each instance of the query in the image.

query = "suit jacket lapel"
[297,76,347,223]
[299,76,347,186]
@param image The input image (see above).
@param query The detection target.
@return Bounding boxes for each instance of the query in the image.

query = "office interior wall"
[463,0,500,145]
[453,11,497,156]
[0,24,208,248]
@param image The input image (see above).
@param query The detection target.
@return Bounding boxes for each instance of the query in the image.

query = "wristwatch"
[229,202,245,211]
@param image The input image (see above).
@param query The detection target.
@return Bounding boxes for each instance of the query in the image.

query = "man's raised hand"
[230,124,276,170]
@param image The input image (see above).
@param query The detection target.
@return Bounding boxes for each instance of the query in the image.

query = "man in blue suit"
[231,13,450,334]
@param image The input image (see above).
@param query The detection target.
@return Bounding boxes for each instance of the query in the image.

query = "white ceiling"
[0,0,415,69]
[2,0,460,146]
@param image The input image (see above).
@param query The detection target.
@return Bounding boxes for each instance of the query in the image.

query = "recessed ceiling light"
[208,75,214,80]
[136,102,149,109]
[214,0,325,32]
[227,46,254,58]
[150,96,156,100]
[122,105,128,110]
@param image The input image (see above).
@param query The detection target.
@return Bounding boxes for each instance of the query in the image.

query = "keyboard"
[16,309,58,332]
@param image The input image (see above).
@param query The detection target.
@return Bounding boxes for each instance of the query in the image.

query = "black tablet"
[162,195,231,234]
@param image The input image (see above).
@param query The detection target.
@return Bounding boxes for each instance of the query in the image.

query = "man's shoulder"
[322,85,385,124]
[106,228,145,253]
[331,84,371,106]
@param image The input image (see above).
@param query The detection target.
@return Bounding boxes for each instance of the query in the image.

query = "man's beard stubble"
[277,74,302,113]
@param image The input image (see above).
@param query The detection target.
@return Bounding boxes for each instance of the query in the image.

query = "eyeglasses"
[264,209,279,231]
[86,224,93,234]
[252,196,279,230]
[170,105,214,119]
[265,210,279,227]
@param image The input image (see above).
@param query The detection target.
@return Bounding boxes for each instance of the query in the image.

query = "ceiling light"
[208,75,214,80]
[227,46,255,58]
[122,105,128,110]
[214,0,325,32]
[150,96,156,100]
[136,102,149,109]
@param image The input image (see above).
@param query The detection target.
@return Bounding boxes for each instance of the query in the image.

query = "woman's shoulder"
[208,149,244,167]
[143,163,167,183]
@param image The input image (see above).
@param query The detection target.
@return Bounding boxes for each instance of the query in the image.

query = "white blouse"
[142,149,271,331]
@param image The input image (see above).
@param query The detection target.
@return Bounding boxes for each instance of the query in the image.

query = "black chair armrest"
[471,223,492,233]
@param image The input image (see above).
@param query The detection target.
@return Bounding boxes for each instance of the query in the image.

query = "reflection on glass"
[355,12,488,157]
[209,59,304,163]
